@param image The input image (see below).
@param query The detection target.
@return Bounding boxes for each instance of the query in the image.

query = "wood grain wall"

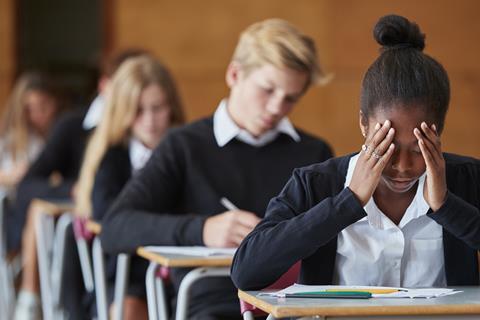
[109,0,480,157]
[1,0,479,157]
[0,0,15,114]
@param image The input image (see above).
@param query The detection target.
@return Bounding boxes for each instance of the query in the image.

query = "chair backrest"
[240,261,301,316]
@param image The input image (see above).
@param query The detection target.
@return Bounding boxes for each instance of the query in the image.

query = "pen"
[325,288,405,294]
[220,197,238,210]
[286,291,372,299]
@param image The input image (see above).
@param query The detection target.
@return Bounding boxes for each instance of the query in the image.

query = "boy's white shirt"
[213,99,300,148]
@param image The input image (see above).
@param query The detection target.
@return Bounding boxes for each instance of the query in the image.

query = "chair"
[240,262,301,320]
[73,217,131,320]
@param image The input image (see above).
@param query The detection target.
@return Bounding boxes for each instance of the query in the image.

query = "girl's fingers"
[420,122,442,154]
[414,127,439,166]
[373,143,395,170]
[368,127,395,165]
[418,136,435,169]
[369,120,391,148]
[363,120,392,159]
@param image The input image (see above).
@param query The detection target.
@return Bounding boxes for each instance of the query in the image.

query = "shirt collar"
[344,153,429,230]
[213,99,300,147]
[129,138,153,174]
[82,95,105,130]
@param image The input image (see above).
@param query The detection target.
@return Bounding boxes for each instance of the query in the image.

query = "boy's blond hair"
[232,18,328,87]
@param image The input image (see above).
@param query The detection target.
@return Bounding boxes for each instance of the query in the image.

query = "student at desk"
[101,19,333,319]
[232,15,480,291]
[10,50,146,320]
[75,55,185,319]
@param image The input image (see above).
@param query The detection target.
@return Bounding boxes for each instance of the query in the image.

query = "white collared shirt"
[333,154,446,287]
[0,133,43,195]
[82,95,105,130]
[213,99,300,147]
[129,138,153,174]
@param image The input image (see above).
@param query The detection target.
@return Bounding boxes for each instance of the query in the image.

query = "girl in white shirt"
[75,55,185,320]
[0,72,62,194]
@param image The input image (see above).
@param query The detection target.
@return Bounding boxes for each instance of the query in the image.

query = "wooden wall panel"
[111,0,480,157]
[0,0,15,114]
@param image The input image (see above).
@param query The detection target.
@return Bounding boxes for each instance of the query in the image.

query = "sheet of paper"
[258,283,461,299]
[143,246,236,257]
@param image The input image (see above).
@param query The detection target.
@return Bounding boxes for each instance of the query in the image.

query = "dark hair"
[102,48,150,77]
[360,14,450,133]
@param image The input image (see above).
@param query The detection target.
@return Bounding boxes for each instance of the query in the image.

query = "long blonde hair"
[75,55,185,217]
[0,72,60,161]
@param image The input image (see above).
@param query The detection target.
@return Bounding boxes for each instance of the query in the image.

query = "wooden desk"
[31,198,73,217]
[239,287,480,319]
[136,247,232,268]
[137,247,233,320]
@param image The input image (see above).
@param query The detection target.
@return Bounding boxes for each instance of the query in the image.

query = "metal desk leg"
[76,237,94,293]
[155,268,169,320]
[243,311,255,320]
[51,213,72,308]
[175,267,230,320]
[113,253,130,320]
[35,211,55,320]
[93,236,108,320]
[146,262,160,320]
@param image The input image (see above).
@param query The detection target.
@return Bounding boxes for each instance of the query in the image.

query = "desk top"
[85,220,102,235]
[136,247,232,268]
[238,287,480,318]
[31,198,74,216]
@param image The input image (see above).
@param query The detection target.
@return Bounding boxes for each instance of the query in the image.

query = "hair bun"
[373,14,425,51]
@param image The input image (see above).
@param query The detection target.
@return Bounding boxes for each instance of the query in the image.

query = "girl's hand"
[414,122,447,211]
[349,120,395,206]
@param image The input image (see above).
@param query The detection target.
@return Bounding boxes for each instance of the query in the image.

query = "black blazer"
[92,145,131,221]
[232,153,480,290]
[92,145,150,291]
[8,109,90,251]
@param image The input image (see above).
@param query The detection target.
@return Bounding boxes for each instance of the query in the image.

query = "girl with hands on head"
[232,14,480,292]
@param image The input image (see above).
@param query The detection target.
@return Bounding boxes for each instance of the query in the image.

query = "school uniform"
[91,139,153,301]
[9,96,103,251]
[101,100,333,319]
[231,153,480,291]
[0,133,44,196]
[8,97,104,320]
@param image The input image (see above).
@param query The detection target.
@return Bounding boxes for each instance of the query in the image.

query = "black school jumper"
[101,116,333,319]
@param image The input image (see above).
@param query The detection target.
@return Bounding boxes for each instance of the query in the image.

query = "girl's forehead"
[369,107,428,129]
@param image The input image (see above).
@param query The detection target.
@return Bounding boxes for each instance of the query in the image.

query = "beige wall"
[111,0,480,158]
[0,0,15,114]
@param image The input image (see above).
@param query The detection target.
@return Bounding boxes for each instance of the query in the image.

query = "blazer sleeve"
[427,159,480,249]
[17,112,83,200]
[100,131,207,254]
[231,167,366,291]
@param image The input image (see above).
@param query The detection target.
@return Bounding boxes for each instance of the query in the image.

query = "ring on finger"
[361,144,370,153]
[372,151,381,159]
